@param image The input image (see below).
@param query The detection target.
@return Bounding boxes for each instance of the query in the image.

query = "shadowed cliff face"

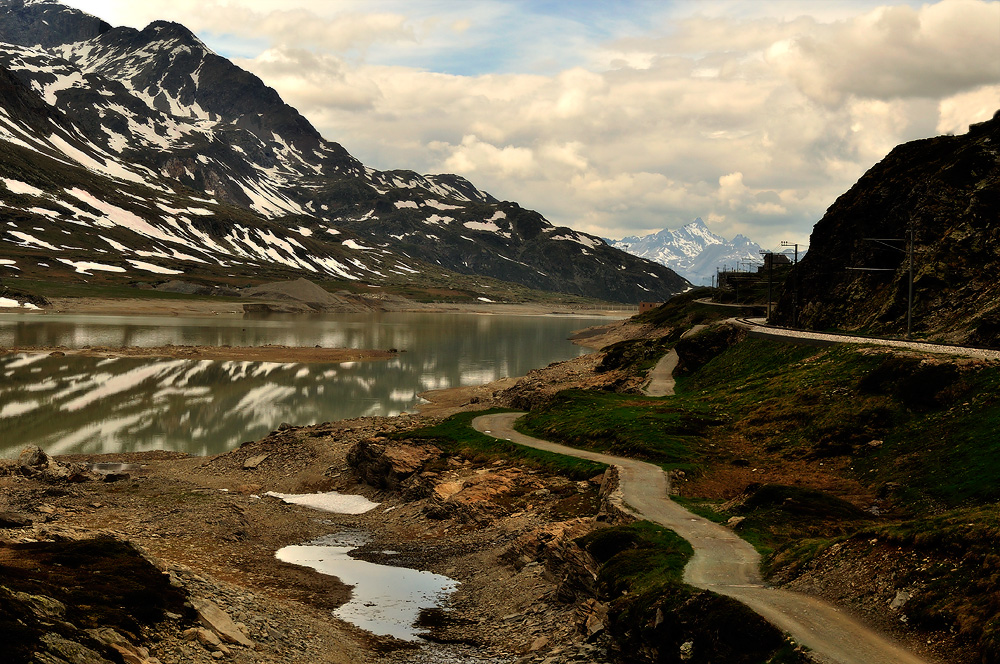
[772,112,1000,345]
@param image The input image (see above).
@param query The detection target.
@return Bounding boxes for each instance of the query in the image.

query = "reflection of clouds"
[1,314,609,458]
[277,539,457,641]
[419,375,451,391]
[459,369,496,385]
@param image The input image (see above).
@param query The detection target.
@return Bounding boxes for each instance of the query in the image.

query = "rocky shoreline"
[0,320,648,664]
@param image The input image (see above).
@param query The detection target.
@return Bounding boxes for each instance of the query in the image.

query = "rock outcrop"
[772,112,1000,344]
[346,437,444,497]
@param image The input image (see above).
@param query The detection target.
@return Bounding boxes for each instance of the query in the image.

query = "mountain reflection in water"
[0,312,609,458]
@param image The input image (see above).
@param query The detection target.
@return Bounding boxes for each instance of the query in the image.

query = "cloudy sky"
[61,0,1000,248]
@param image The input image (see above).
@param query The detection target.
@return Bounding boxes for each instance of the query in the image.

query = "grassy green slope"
[515,305,1000,662]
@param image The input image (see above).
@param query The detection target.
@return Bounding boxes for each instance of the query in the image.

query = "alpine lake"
[0,310,612,459]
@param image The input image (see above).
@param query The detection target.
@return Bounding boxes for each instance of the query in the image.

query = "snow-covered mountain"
[0,0,689,303]
[609,219,764,286]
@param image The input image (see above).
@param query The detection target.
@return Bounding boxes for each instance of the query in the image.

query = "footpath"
[472,413,937,664]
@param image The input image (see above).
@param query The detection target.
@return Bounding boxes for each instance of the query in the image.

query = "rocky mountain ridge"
[609,218,764,286]
[771,112,1000,344]
[0,0,689,303]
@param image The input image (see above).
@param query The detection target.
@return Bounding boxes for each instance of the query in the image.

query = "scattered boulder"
[14,446,100,483]
[191,598,253,647]
[15,591,67,619]
[18,445,48,468]
[578,599,609,639]
[347,438,443,492]
[0,510,32,528]
[40,632,114,664]
[243,454,269,469]
[505,519,601,603]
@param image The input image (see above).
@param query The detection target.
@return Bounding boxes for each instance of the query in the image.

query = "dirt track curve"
[472,412,936,664]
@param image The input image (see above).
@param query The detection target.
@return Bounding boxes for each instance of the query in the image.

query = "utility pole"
[760,251,774,321]
[781,241,800,327]
[907,227,914,339]
[847,230,915,339]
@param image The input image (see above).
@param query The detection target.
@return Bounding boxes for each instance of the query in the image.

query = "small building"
[761,253,791,270]
[639,301,665,313]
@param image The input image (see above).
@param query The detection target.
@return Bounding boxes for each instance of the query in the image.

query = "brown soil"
[45,297,250,317]
[0,411,615,664]
[38,295,636,319]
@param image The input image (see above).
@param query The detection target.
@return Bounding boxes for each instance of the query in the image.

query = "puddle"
[276,531,459,641]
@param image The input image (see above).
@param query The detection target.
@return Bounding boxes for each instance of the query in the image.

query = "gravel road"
[736,319,1000,361]
[472,412,938,664]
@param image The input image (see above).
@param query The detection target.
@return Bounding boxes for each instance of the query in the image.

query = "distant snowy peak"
[610,218,764,286]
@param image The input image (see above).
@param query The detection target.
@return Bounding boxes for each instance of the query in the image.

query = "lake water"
[0,312,609,458]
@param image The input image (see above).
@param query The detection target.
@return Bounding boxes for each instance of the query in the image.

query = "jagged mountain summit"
[0,0,689,303]
[609,218,763,285]
[771,112,1000,345]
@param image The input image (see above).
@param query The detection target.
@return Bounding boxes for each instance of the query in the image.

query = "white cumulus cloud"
[61,0,1000,249]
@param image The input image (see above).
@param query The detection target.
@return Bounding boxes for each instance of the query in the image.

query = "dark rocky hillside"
[772,112,1000,344]
[0,0,689,303]
[0,0,109,47]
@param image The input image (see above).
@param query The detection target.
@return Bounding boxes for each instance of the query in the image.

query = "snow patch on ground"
[425,215,453,226]
[0,297,38,309]
[2,178,45,197]
[265,491,380,514]
[56,258,126,275]
[551,233,600,249]
[7,231,61,251]
[425,199,462,211]
[127,260,184,275]
[464,221,500,233]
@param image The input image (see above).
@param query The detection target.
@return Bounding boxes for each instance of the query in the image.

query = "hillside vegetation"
[516,305,1000,663]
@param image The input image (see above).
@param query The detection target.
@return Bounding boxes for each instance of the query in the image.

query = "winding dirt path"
[644,324,708,397]
[472,412,936,664]
[643,350,678,396]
